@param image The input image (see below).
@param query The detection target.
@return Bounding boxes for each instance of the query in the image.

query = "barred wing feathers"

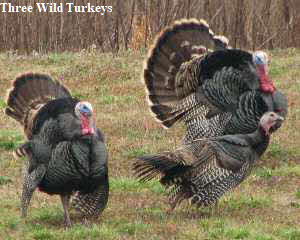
[134,135,256,208]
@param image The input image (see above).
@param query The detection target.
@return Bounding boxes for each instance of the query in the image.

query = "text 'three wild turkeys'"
[133,19,288,209]
[5,73,109,227]
[134,112,284,209]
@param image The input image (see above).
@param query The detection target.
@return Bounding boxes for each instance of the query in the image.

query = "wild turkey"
[143,19,288,142]
[133,112,284,209]
[5,73,109,227]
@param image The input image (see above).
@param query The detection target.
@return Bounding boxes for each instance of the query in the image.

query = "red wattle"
[258,65,276,93]
[81,115,95,135]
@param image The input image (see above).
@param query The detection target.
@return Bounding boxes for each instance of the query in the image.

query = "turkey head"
[75,101,95,136]
[260,112,284,135]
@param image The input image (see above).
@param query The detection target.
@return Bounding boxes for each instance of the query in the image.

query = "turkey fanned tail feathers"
[145,19,229,129]
[5,73,71,139]
[143,18,288,143]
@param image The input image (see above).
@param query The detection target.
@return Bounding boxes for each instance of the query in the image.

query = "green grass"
[255,167,274,179]
[114,221,150,236]
[296,190,300,199]
[122,147,150,158]
[224,227,250,239]
[59,224,119,240]
[0,176,12,185]
[0,97,7,109]
[71,91,89,99]
[100,95,137,105]
[110,178,165,194]
[30,207,64,223]
[199,219,251,239]
[0,130,24,150]
[254,235,274,240]
[271,165,300,177]
[277,228,300,240]
[267,143,291,160]
[224,195,272,211]
[30,227,57,240]
[0,49,299,239]
[255,165,300,178]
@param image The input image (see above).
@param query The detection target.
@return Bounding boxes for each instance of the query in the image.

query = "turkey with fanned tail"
[5,73,108,227]
[143,18,288,142]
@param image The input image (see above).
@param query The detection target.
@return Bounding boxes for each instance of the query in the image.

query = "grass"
[277,228,300,240]
[223,195,273,211]
[0,48,299,239]
[255,165,300,178]
[0,176,12,185]
[296,190,300,199]
[110,178,165,195]
[122,147,150,158]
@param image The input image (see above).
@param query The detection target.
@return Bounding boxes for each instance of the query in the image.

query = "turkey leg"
[60,194,72,228]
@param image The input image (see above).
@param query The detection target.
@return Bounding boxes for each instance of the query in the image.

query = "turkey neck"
[246,126,270,156]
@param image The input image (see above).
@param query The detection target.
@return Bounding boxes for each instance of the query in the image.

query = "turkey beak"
[271,116,284,132]
[276,116,284,124]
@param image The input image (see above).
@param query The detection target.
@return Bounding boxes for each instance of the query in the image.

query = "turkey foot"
[82,217,93,228]
[209,201,219,216]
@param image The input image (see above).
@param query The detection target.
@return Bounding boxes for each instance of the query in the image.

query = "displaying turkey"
[5,73,109,227]
[143,19,288,143]
[134,112,284,209]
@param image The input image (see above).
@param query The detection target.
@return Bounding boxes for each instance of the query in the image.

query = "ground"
[0,48,299,240]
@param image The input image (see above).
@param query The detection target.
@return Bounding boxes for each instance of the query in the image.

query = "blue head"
[253,51,269,65]
[75,101,93,117]
[75,101,94,135]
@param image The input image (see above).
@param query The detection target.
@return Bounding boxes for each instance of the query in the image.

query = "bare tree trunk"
[60,12,64,50]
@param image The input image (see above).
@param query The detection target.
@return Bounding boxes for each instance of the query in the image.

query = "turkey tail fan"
[5,73,71,138]
[72,178,109,217]
[144,18,229,128]
[133,153,191,185]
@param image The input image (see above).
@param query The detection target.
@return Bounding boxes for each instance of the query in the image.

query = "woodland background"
[0,0,300,54]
